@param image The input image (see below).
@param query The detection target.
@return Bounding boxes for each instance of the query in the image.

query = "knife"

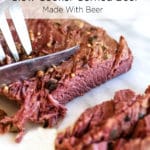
[0,45,79,87]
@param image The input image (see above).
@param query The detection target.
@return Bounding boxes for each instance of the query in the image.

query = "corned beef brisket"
[0,19,133,142]
[56,86,150,150]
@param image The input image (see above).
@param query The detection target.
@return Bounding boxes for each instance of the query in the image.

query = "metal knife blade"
[0,45,79,87]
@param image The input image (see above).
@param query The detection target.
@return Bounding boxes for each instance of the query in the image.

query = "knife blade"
[0,45,79,87]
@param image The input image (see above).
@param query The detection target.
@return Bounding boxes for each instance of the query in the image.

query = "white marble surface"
[0,2,150,149]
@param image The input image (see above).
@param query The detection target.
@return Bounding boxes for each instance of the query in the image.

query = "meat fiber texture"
[0,19,133,142]
[56,86,150,150]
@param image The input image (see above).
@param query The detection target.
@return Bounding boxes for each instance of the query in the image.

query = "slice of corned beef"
[114,105,150,150]
[114,137,150,150]
[120,138,150,150]
[55,87,150,150]
[0,19,133,142]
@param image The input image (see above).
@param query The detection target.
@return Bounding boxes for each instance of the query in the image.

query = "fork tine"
[9,2,32,55]
[0,43,5,61]
[0,11,19,61]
